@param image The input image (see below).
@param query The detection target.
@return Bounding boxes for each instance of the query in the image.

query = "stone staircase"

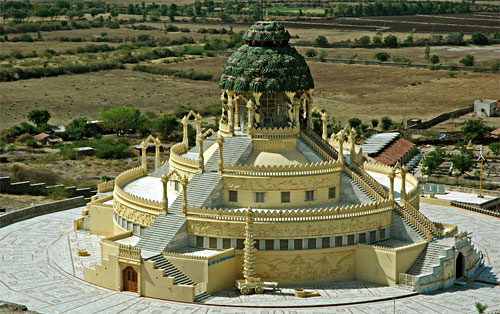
[340,172,376,204]
[136,136,252,255]
[406,242,447,276]
[82,212,91,231]
[147,254,195,285]
[400,201,441,237]
[297,138,325,163]
[195,291,212,302]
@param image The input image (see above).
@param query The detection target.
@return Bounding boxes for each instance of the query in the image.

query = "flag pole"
[477,145,485,198]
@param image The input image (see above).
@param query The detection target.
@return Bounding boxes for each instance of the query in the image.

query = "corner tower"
[218,21,315,137]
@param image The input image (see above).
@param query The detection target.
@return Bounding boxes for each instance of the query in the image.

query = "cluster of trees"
[331,1,470,17]
[0,0,111,22]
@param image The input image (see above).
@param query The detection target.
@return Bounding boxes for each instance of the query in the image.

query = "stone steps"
[147,254,195,285]
[407,242,447,276]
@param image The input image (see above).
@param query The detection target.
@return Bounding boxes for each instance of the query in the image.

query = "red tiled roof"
[490,128,500,136]
[374,137,415,166]
[34,133,50,141]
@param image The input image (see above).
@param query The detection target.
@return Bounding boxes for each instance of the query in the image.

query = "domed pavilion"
[78,21,481,302]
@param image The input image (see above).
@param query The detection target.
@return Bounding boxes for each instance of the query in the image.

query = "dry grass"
[0,41,122,55]
[1,54,498,128]
[0,69,219,128]
[163,56,500,124]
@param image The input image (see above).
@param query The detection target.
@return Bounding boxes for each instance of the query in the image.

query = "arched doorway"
[456,252,464,279]
[123,266,138,292]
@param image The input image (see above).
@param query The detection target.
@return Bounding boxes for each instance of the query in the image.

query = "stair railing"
[401,200,440,235]
[394,203,432,242]
[194,282,207,295]
[300,129,339,161]
[399,273,416,288]
[344,166,385,202]
[349,162,389,199]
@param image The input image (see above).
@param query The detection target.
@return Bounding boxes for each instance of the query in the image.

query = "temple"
[76,21,481,302]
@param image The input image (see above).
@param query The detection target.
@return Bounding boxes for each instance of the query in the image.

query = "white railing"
[222,160,342,177]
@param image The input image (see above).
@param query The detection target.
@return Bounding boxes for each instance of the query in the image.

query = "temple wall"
[222,172,341,207]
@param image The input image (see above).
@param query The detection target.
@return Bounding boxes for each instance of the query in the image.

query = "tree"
[194,0,202,15]
[475,302,488,314]
[462,119,492,142]
[471,32,489,45]
[100,107,141,135]
[446,32,464,45]
[64,118,94,140]
[425,148,446,174]
[489,142,499,156]
[28,110,51,127]
[460,55,474,67]
[373,52,390,62]
[315,35,328,47]
[430,54,440,64]
[381,116,392,131]
[371,119,379,128]
[35,5,52,21]
[304,49,317,58]
[452,153,474,175]
[348,118,362,129]
[153,114,179,139]
[372,36,382,44]
[424,44,430,61]
[384,34,398,48]
[358,35,370,45]
[319,50,327,61]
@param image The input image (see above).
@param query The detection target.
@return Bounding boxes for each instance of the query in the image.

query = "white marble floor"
[1,203,500,313]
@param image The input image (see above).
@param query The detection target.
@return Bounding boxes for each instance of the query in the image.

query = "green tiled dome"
[218,21,314,93]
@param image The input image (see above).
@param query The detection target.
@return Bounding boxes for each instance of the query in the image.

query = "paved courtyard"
[0,203,500,313]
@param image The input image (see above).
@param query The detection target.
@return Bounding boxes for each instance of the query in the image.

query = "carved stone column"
[336,131,345,165]
[247,100,255,138]
[294,102,300,130]
[227,92,235,136]
[243,207,256,283]
[161,174,168,214]
[195,114,202,138]
[217,135,224,174]
[235,98,240,128]
[349,128,357,164]
[154,138,161,170]
[181,117,189,147]
[306,98,313,130]
[389,167,396,201]
[141,141,147,175]
[197,134,204,173]
[321,112,328,140]
[400,165,407,201]
[181,178,188,216]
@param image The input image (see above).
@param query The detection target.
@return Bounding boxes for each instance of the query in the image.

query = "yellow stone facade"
[77,21,480,303]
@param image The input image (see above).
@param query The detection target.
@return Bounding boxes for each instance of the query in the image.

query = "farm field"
[295,45,500,67]
[2,56,498,128]
[286,13,500,33]
[0,69,218,128]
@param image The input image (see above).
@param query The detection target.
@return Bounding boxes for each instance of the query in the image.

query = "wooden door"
[123,266,138,292]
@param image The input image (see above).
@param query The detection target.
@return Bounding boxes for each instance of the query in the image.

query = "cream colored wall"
[420,197,452,207]
[222,172,340,207]
[206,255,237,293]
[252,246,356,286]
[187,210,392,239]
[89,203,115,237]
[395,243,427,278]
[167,256,207,284]
[355,245,397,286]
[84,241,196,302]
[253,138,296,151]
[141,260,195,302]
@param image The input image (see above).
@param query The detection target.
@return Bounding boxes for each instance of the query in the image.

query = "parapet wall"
[0,176,94,198]
[0,196,87,228]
